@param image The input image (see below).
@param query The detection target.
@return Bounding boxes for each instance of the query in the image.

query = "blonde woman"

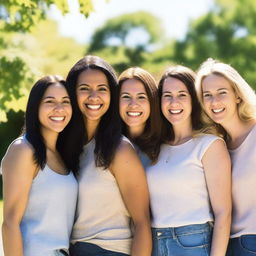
[196,58,256,256]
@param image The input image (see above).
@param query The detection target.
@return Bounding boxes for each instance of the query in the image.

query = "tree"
[0,0,94,122]
[170,0,256,89]
[87,11,165,71]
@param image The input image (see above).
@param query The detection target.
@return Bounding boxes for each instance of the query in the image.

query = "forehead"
[202,74,233,91]
[43,83,67,96]
[77,69,108,85]
[163,77,188,91]
[121,79,146,93]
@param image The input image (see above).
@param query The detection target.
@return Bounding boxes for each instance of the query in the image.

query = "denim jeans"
[226,235,256,256]
[152,222,213,256]
[69,242,129,256]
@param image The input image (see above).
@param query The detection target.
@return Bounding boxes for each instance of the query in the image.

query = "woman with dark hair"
[1,75,79,256]
[147,65,231,256]
[196,59,256,256]
[67,56,151,256]
[118,67,162,167]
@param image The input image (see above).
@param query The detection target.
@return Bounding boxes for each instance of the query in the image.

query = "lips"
[86,104,102,110]
[212,108,225,114]
[127,111,142,117]
[169,109,183,114]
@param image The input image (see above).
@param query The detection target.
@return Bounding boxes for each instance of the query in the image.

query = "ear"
[236,96,241,104]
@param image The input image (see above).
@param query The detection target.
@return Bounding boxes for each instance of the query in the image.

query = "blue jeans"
[226,235,256,256]
[69,242,129,256]
[152,222,213,256]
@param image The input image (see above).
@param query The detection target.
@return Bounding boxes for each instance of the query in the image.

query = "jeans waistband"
[152,222,213,238]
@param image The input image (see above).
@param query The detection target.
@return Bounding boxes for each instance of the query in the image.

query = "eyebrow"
[43,96,70,99]
[162,90,188,94]
[78,83,108,87]
[203,88,228,93]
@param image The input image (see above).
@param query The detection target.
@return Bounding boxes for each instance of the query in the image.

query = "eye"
[179,93,187,97]
[63,99,71,104]
[79,86,89,91]
[138,95,147,100]
[219,91,227,95]
[203,93,211,98]
[44,99,54,104]
[121,94,130,99]
[99,87,108,92]
[162,93,171,98]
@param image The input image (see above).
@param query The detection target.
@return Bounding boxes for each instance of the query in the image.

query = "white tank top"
[229,124,256,238]
[21,165,78,256]
[146,134,220,228]
[71,139,132,254]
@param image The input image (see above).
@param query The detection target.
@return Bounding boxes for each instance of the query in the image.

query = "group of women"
[1,55,256,256]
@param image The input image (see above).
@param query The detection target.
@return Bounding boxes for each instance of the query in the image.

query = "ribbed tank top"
[21,165,78,256]
[71,139,132,255]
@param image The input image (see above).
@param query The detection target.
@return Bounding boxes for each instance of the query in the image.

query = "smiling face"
[202,74,240,125]
[161,77,192,129]
[39,83,72,135]
[119,79,150,137]
[76,69,111,126]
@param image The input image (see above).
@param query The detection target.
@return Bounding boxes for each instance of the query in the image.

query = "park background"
[0,0,256,253]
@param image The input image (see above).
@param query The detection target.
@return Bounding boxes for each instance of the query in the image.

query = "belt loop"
[172,227,177,239]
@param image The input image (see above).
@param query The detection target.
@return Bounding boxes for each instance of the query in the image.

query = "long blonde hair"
[195,58,256,122]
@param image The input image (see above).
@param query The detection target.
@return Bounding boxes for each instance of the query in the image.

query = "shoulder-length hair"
[24,75,80,172]
[118,67,162,163]
[158,65,217,142]
[65,55,122,170]
[196,58,256,122]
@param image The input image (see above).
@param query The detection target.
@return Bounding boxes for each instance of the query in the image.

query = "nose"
[169,96,179,105]
[211,95,221,105]
[88,90,98,100]
[54,102,65,111]
[128,98,139,107]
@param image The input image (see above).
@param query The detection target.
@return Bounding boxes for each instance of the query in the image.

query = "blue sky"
[49,0,214,44]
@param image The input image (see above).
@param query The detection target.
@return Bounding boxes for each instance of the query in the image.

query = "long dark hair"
[65,55,122,170]
[158,65,203,142]
[118,67,162,163]
[24,75,80,172]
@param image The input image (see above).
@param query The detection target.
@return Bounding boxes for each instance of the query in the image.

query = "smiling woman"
[1,75,80,256]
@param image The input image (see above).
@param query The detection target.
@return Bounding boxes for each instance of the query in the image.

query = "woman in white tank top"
[1,75,80,256]
[196,59,256,256]
[148,65,232,256]
[66,56,151,256]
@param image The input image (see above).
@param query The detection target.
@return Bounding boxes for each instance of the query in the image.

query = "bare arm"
[202,139,232,256]
[110,141,152,256]
[1,139,37,256]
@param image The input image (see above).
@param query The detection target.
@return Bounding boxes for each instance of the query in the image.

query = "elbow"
[2,216,21,233]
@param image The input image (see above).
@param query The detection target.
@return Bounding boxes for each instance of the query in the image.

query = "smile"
[127,112,142,117]
[169,109,183,114]
[86,104,102,110]
[49,116,65,121]
[212,108,225,113]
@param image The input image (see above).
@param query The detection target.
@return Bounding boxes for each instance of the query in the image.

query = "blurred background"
[1,0,256,222]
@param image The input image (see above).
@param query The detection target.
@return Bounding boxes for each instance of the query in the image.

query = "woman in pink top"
[196,58,256,255]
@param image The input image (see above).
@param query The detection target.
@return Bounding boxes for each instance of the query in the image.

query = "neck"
[128,125,144,139]
[171,123,193,145]
[221,118,255,148]
[85,118,100,141]
[41,129,58,152]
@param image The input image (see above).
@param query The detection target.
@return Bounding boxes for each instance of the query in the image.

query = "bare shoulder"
[115,139,137,159]
[206,138,227,154]
[1,137,36,174]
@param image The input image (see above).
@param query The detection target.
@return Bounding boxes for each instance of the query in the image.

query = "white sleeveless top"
[146,134,220,228]
[21,165,78,256]
[71,139,132,254]
[229,124,256,238]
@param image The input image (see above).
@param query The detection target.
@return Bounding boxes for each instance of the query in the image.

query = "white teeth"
[50,117,64,121]
[212,108,224,113]
[86,104,101,110]
[170,109,182,114]
[127,112,142,117]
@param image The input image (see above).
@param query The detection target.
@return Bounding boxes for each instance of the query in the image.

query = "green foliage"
[88,11,164,71]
